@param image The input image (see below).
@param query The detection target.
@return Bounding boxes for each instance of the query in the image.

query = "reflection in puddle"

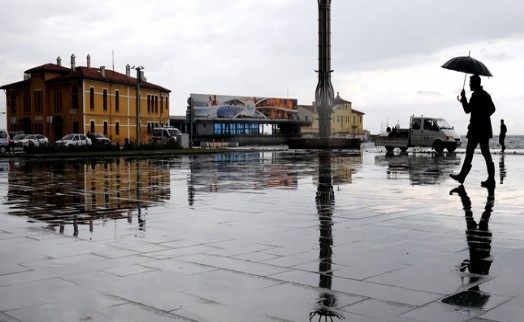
[1,152,361,242]
[375,152,461,185]
[443,185,494,309]
[5,159,170,238]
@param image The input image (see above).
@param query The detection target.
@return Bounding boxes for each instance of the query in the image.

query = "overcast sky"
[1,0,523,135]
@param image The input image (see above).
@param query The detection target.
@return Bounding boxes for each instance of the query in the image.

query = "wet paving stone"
[0,150,523,321]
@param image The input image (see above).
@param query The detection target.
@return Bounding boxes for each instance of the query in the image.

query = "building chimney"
[100,66,106,77]
[126,64,131,77]
[57,56,62,66]
[70,54,76,71]
[87,54,91,68]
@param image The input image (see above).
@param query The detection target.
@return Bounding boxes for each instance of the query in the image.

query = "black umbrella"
[442,52,493,99]
[442,55,493,77]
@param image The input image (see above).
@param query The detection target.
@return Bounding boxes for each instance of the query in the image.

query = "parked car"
[12,133,28,147]
[22,134,49,147]
[151,127,182,144]
[87,133,111,145]
[0,129,10,153]
[56,134,92,147]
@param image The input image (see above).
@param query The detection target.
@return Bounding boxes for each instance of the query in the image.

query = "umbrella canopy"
[441,55,493,77]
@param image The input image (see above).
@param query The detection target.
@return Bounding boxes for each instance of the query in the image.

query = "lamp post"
[132,65,144,145]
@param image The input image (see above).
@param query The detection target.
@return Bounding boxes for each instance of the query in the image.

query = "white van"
[151,127,182,145]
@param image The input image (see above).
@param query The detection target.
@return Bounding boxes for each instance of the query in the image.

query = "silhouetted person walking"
[450,75,496,187]
[499,119,507,152]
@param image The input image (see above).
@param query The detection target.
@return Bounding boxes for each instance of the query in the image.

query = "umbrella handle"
[457,95,461,102]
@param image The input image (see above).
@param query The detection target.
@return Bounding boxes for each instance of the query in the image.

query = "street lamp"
[131,65,144,145]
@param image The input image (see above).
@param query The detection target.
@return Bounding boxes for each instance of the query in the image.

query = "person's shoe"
[450,164,472,184]
[481,178,496,188]
[481,161,496,188]
[450,173,465,184]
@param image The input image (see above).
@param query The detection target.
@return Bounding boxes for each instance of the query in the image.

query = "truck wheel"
[400,147,408,152]
[385,146,395,152]
[433,141,444,153]
[447,146,456,152]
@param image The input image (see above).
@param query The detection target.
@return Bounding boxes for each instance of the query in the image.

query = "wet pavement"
[0,148,523,321]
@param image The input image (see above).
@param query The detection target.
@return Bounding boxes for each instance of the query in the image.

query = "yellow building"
[298,92,365,137]
[1,54,170,144]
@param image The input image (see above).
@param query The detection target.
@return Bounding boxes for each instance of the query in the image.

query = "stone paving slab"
[0,150,523,321]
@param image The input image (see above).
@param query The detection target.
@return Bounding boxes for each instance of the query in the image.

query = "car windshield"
[62,134,74,140]
[14,134,26,139]
[435,119,453,129]
[25,135,35,139]
[167,129,181,136]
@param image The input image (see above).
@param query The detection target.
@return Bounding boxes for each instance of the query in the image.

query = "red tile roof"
[2,62,169,93]
[25,63,71,74]
[0,78,31,90]
[50,67,171,92]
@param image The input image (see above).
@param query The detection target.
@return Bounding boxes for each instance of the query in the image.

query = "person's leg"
[480,138,495,187]
[450,137,478,183]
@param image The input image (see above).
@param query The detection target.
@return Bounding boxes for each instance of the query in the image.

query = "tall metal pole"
[134,66,144,145]
[315,0,334,138]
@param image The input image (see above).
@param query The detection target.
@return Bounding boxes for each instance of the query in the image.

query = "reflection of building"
[299,92,365,138]
[1,54,170,144]
[6,159,170,237]
[188,152,298,193]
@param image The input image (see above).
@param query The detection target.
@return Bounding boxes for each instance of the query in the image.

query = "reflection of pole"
[310,152,344,321]
[137,160,145,232]
[188,156,195,206]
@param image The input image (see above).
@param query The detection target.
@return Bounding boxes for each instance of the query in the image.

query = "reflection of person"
[499,155,506,185]
[499,119,507,152]
[450,185,493,277]
[445,185,494,307]
[450,75,496,187]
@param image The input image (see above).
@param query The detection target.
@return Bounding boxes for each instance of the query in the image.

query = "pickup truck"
[374,116,461,153]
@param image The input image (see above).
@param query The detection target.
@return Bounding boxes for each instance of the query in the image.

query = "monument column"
[315,0,334,138]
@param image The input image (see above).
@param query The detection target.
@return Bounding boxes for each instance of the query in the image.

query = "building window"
[54,89,62,112]
[103,89,108,111]
[34,90,42,113]
[115,122,120,135]
[305,115,309,122]
[115,90,119,112]
[155,96,158,113]
[34,123,43,134]
[23,92,30,114]
[147,95,151,113]
[90,121,95,133]
[160,96,164,114]
[90,88,95,110]
[10,94,16,113]
[103,121,108,135]
[72,86,79,110]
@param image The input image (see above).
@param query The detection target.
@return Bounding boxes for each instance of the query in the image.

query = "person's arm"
[460,89,471,114]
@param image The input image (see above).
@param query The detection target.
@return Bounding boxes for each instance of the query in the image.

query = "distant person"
[450,75,496,187]
[499,119,507,152]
